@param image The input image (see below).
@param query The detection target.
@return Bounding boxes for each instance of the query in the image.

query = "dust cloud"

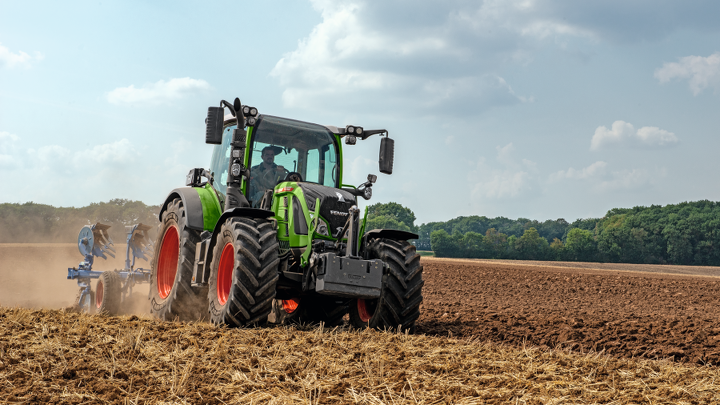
[0,243,152,315]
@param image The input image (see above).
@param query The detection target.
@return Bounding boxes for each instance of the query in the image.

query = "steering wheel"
[285,172,303,182]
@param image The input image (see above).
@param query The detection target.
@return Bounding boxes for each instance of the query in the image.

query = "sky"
[1,0,719,225]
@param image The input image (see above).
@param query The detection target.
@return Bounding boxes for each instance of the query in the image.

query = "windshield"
[248,115,338,204]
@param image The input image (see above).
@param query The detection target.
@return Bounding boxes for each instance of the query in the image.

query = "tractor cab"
[209,115,341,207]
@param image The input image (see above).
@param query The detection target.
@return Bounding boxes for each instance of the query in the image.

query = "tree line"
[5,199,720,266]
[423,200,720,265]
[363,200,720,266]
[0,199,159,243]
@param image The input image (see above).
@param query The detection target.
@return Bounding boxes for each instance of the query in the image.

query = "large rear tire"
[96,271,122,315]
[349,238,423,332]
[207,217,279,326]
[149,198,205,321]
[272,295,348,327]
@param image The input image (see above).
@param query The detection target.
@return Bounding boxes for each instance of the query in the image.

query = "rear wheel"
[96,271,122,315]
[349,238,424,332]
[149,198,205,321]
[207,217,279,326]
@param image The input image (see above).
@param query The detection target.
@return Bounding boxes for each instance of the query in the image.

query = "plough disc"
[77,223,115,259]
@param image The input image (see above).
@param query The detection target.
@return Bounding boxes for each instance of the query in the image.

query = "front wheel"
[349,238,424,332]
[207,217,280,326]
[149,198,205,321]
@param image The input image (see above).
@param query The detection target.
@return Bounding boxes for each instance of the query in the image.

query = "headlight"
[231,163,242,176]
[316,220,329,236]
[363,187,372,200]
[345,135,357,145]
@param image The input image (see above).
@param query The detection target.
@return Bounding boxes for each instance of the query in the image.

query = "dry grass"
[1,307,718,404]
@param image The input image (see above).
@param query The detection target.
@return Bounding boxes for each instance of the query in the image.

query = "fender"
[363,229,419,242]
[211,207,275,236]
[158,187,206,231]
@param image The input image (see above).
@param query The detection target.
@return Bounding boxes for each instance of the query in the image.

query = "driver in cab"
[249,146,288,203]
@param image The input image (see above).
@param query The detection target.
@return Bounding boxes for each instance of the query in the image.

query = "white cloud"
[590,120,677,150]
[82,139,138,165]
[270,1,543,116]
[550,161,607,182]
[635,126,678,146]
[596,168,658,192]
[32,139,138,173]
[0,132,21,168]
[271,0,720,117]
[590,121,635,149]
[655,52,720,95]
[470,143,536,200]
[106,77,211,105]
[0,42,43,69]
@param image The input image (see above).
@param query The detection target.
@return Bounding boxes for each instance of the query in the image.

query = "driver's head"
[261,146,275,166]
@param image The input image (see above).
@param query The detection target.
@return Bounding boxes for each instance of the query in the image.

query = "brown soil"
[2,307,719,404]
[3,244,720,366]
[417,257,720,365]
[3,250,720,402]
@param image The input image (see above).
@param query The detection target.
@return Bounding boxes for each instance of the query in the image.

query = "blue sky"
[1,0,719,225]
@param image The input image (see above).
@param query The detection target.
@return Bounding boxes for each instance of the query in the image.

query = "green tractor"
[149,98,423,331]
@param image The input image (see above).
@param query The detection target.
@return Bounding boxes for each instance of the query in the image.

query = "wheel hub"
[282,298,300,314]
[357,299,377,323]
[217,243,235,306]
[95,280,104,309]
[157,226,180,299]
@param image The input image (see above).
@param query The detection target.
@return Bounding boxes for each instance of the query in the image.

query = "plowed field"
[418,258,720,364]
[3,246,720,402]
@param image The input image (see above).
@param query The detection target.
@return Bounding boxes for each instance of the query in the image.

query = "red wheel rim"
[217,242,234,306]
[282,298,300,314]
[157,226,180,299]
[357,299,375,323]
[96,279,104,309]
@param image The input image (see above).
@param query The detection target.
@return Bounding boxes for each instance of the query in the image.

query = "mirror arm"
[360,129,388,140]
[221,100,236,116]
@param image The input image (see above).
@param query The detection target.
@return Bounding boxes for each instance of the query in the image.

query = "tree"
[549,238,565,261]
[459,231,485,258]
[483,228,508,258]
[365,215,412,233]
[366,202,417,232]
[430,229,457,257]
[514,227,550,260]
[564,228,596,262]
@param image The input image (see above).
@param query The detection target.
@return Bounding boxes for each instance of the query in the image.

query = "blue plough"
[67,222,154,314]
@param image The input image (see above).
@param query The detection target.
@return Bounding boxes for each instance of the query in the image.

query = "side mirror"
[379,137,394,175]
[205,107,224,145]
